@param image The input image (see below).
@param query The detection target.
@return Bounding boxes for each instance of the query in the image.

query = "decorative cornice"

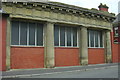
[2,2,115,22]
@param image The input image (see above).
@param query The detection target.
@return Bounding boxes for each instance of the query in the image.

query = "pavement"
[1,63,119,78]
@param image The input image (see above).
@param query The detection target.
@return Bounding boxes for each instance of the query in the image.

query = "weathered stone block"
[33,10,41,17]
[16,8,25,15]
[25,9,32,16]
[4,6,12,13]
[43,11,50,18]
[50,12,57,19]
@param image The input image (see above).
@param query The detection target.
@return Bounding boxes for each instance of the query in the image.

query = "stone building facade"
[0,2,116,71]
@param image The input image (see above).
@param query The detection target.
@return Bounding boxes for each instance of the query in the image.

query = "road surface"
[19,66,118,78]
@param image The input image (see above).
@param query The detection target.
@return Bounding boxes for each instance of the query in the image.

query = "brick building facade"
[112,13,120,63]
[0,2,118,71]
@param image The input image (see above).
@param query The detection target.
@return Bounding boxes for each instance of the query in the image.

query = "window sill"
[88,47,104,49]
[114,42,120,44]
[114,35,118,37]
[11,45,44,48]
[55,46,79,49]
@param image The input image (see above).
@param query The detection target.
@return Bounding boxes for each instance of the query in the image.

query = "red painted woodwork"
[0,17,7,71]
[55,47,80,67]
[88,48,105,64]
[11,47,44,69]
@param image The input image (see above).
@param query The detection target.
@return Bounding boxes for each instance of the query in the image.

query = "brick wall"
[88,48,105,64]
[11,47,44,69]
[111,32,119,63]
[55,47,80,67]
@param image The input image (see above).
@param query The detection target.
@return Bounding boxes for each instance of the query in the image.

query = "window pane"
[114,27,118,36]
[54,26,59,46]
[11,21,19,45]
[90,30,94,47]
[95,31,99,47]
[88,31,89,47]
[29,23,35,45]
[73,27,77,47]
[37,23,43,46]
[67,27,71,46]
[100,32,103,47]
[60,27,65,46]
[20,22,27,45]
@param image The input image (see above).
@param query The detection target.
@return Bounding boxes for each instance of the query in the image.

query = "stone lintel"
[9,14,112,31]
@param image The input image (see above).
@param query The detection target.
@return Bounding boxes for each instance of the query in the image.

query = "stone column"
[105,30,112,63]
[79,27,88,65]
[44,22,55,68]
[6,17,11,70]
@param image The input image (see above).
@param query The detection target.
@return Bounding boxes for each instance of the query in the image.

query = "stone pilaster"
[79,27,88,65]
[105,30,112,63]
[6,17,11,70]
[44,22,55,68]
